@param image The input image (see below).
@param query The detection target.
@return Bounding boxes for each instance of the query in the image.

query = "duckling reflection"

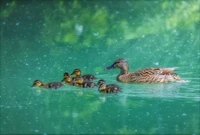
[74,76,96,88]
[71,68,96,81]
[98,79,121,94]
[31,80,63,89]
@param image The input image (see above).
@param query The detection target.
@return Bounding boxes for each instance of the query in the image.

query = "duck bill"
[104,64,115,70]
[31,84,35,87]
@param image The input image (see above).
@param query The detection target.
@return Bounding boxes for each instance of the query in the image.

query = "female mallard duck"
[74,76,96,88]
[105,58,184,83]
[61,72,74,85]
[31,80,64,89]
[98,79,121,94]
[71,68,96,81]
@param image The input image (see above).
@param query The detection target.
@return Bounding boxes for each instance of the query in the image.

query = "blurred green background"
[0,0,199,134]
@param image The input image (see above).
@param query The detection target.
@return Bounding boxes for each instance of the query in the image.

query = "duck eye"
[114,62,120,64]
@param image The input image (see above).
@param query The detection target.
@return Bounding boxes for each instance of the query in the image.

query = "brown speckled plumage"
[105,58,183,83]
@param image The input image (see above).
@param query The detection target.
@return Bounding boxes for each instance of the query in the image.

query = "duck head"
[71,69,81,76]
[105,58,129,74]
[31,80,43,87]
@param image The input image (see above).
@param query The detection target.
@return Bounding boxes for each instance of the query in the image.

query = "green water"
[1,0,200,134]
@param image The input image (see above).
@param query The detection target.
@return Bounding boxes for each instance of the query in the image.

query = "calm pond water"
[1,0,199,134]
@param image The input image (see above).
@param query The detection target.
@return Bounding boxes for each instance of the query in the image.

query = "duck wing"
[82,82,96,88]
[82,74,96,81]
[129,68,182,83]
[48,82,64,89]
[106,84,121,93]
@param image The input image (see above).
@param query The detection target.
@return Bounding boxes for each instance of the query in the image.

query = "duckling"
[31,80,64,89]
[105,58,184,83]
[74,76,96,88]
[97,79,118,88]
[61,72,74,85]
[98,80,121,94]
[71,68,96,81]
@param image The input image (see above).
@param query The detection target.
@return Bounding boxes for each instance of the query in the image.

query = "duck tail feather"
[161,67,179,74]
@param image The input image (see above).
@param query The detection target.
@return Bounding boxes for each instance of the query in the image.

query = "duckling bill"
[105,58,185,83]
[32,80,63,89]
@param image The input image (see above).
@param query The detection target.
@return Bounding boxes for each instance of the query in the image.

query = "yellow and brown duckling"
[71,68,96,82]
[105,58,184,83]
[61,72,74,85]
[31,80,64,89]
[74,76,96,88]
[97,79,121,94]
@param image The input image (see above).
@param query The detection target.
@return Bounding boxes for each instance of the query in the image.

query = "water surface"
[1,0,199,134]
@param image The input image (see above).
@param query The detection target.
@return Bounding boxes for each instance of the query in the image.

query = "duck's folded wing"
[48,82,63,89]
[130,68,181,83]
[133,67,178,76]
[82,74,96,81]
[106,84,121,93]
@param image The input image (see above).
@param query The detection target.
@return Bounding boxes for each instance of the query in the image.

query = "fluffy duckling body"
[32,80,63,89]
[98,79,121,94]
[74,76,96,88]
[61,72,74,85]
[71,69,96,82]
[105,58,184,83]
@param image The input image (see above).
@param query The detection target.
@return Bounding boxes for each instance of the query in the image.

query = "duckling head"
[74,76,84,85]
[97,79,106,86]
[62,76,72,83]
[63,72,70,78]
[61,72,71,82]
[105,58,129,73]
[31,80,43,87]
[71,69,81,76]
[98,83,106,92]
